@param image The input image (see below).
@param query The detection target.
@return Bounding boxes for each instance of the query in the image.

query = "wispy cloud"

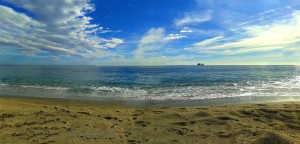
[0,0,123,58]
[204,53,298,65]
[166,34,187,40]
[101,38,124,48]
[133,28,167,59]
[133,28,185,59]
[174,10,212,27]
[193,36,224,47]
[180,27,193,33]
[106,54,205,66]
[185,10,300,56]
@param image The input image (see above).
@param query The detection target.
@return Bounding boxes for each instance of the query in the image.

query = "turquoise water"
[0,65,300,101]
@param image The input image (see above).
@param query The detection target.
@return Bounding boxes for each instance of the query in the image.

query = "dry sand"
[0,96,300,144]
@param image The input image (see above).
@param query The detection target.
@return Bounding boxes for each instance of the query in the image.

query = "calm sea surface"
[0,65,300,101]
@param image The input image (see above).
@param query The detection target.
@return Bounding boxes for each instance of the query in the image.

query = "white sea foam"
[0,84,70,98]
[1,75,300,101]
[0,83,8,86]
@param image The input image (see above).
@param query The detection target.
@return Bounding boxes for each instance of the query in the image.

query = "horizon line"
[0,64,299,67]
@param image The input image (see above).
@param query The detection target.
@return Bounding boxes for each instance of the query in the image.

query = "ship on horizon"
[197,63,205,66]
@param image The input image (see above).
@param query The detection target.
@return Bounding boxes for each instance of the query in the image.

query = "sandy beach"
[0,97,299,144]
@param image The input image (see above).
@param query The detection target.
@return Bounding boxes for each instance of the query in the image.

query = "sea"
[0,65,300,105]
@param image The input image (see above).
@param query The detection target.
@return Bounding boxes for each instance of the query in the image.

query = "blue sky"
[0,0,300,65]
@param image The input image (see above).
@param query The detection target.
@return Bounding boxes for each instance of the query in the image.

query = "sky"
[0,0,300,65]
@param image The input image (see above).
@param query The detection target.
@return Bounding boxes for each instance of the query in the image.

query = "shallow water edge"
[1,95,300,107]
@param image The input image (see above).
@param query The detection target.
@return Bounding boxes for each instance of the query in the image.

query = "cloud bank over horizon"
[0,0,299,65]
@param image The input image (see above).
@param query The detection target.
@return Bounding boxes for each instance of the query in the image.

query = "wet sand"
[0,96,300,144]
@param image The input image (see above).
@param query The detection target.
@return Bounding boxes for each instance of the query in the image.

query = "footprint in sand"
[77,112,91,115]
[217,116,239,121]
[168,127,193,135]
[195,112,211,117]
[172,121,196,126]
[127,139,141,144]
[57,109,71,114]
[103,116,119,120]
[152,110,164,114]
[252,132,292,144]
[134,121,150,127]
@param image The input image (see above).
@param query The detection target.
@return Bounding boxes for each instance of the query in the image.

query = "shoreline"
[1,95,300,107]
[1,96,300,143]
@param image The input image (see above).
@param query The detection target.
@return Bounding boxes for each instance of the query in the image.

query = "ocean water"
[0,65,300,102]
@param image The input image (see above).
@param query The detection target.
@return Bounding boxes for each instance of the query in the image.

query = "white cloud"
[185,10,300,56]
[0,0,123,58]
[210,46,284,55]
[99,29,122,34]
[133,28,167,58]
[180,27,193,33]
[174,10,212,27]
[166,34,187,40]
[133,28,184,61]
[106,55,200,66]
[204,53,298,65]
[193,36,224,47]
[0,5,42,29]
[103,38,124,48]
[4,0,96,35]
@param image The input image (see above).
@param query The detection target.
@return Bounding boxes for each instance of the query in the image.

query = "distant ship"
[197,63,204,66]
